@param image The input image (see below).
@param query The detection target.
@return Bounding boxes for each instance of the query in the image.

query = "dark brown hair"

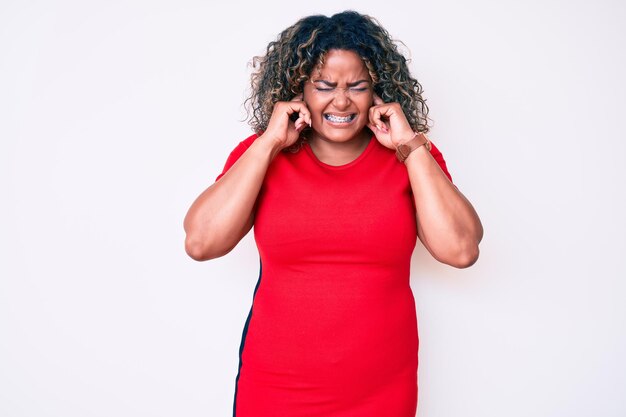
[244,10,431,151]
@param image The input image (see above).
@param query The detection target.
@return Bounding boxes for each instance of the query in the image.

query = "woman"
[184,10,483,417]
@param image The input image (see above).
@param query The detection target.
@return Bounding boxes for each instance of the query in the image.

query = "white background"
[2,1,625,416]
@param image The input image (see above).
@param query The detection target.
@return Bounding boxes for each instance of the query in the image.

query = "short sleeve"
[428,140,457,187]
[214,133,259,183]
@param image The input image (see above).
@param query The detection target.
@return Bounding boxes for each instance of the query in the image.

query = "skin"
[368,94,483,267]
[184,48,483,268]
[300,49,374,165]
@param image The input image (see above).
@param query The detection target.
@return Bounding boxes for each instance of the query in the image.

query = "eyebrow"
[312,79,370,87]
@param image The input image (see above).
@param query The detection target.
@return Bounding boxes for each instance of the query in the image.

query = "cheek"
[304,98,327,118]
[357,97,374,116]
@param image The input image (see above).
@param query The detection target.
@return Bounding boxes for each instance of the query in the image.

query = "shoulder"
[241,132,261,147]
[232,132,261,152]
[214,132,262,183]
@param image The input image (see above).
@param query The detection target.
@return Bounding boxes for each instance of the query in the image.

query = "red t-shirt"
[215,132,453,416]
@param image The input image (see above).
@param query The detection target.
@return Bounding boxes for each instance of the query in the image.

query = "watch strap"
[395,132,431,163]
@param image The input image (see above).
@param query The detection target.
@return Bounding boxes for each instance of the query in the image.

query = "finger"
[292,117,309,129]
[372,93,384,106]
[289,101,312,127]
[367,123,380,133]
[296,116,310,132]
[286,101,304,120]
[295,107,311,128]
[369,106,386,132]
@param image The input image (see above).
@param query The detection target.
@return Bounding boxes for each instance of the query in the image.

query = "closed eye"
[315,87,370,92]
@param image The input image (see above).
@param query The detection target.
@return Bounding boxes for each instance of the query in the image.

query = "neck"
[307,129,372,165]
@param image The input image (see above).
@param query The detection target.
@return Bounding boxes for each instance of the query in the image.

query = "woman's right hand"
[259,94,312,150]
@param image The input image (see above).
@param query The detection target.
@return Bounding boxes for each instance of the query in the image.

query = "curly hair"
[244,10,432,152]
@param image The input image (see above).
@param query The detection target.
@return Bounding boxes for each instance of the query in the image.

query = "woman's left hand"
[367,94,417,150]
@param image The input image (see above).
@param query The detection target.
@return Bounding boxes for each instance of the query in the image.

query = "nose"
[332,88,351,109]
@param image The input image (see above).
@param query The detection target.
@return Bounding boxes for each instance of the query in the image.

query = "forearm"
[404,145,483,267]
[183,136,281,260]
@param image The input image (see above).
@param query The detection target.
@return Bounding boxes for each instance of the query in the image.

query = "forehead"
[311,49,370,79]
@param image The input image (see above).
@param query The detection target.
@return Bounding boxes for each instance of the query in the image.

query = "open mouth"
[324,113,356,123]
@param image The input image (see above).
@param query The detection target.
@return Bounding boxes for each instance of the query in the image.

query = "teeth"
[325,114,354,123]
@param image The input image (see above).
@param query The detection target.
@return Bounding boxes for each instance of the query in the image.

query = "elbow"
[448,222,483,269]
[433,236,480,269]
[184,234,229,262]
[448,242,480,269]
[184,235,211,261]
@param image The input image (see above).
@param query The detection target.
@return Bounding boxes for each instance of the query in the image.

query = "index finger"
[286,99,311,126]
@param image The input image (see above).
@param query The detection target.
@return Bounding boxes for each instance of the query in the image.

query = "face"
[302,49,374,145]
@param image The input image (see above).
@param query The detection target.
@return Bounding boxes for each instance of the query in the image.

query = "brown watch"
[395,132,432,163]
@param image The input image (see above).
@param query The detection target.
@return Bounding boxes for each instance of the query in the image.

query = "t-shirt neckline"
[303,134,377,170]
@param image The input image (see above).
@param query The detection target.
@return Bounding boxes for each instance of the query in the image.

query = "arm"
[366,95,482,268]
[183,136,282,261]
[404,145,483,268]
[183,95,312,262]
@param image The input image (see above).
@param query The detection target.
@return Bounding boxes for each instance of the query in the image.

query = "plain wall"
[1,0,625,416]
